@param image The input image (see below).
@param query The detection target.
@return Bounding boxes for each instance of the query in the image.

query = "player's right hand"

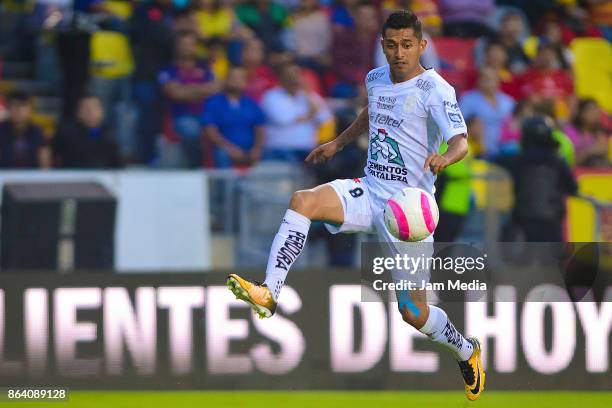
[305,140,342,164]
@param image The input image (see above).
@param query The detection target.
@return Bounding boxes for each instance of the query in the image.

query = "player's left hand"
[424,154,449,175]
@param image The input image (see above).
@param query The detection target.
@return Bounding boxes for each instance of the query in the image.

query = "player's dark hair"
[382,10,423,39]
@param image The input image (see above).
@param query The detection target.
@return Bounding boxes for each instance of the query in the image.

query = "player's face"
[381,28,426,81]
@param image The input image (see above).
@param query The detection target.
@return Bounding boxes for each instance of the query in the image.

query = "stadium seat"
[432,37,477,71]
[433,37,477,93]
[437,68,473,94]
[570,38,612,113]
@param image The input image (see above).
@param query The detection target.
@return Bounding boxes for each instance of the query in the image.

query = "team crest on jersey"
[370,128,405,166]
[403,94,417,113]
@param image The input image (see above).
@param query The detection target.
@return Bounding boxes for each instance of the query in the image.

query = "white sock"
[419,305,474,361]
[263,209,311,301]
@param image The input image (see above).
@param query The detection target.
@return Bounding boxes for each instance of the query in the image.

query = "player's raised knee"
[289,190,317,218]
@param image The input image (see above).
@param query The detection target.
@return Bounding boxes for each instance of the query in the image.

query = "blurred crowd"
[0,0,610,172]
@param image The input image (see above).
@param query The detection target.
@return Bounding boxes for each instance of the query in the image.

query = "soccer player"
[227,10,485,400]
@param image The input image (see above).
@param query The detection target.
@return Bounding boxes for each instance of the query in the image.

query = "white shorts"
[325,177,432,286]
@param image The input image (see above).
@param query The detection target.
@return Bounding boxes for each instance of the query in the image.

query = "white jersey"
[362,66,467,208]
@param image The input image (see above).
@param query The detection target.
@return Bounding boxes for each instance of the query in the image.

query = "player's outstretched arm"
[423,133,468,175]
[305,107,369,164]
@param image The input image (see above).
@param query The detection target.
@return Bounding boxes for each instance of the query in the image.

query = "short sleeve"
[427,85,468,142]
[201,96,220,126]
[252,100,266,126]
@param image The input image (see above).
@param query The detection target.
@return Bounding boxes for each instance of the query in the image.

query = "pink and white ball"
[384,187,439,242]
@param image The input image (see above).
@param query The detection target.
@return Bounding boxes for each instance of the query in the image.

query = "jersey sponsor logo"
[443,100,459,110]
[448,112,465,129]
[448,112,463,123]
[443,99,465,129]
[416,79,433,93]
[367,160,409,182]
[366,70,385,83]
[369,128,405,166]
[377,102,394,111]
[275,230,306,271]
[369,112,404,128]
[378,96,397,104]
[376,96,397,111]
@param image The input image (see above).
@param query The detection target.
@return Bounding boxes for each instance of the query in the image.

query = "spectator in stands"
[564,98,610,167]
[158,32,220,168]
[496,12,530,74]
[460,68,515,157]
[207,37,231,80]
[241,37,279,102]
[235,0,289,53]
[261,62,332,162]
[202,66,266,168]
[331,0,358,29]
[434,139,473,242]
[465,115,486,159]
[536,21,572,70]
[532,101,576,167]
[89,23,136,163]
[52,95,120,168]
[499,99,534,156]
[439,0,495,38]
[479,41,520,99]
[0,92,50,168]
[194,0,252,43]
[130,0,176,164]
[173,7,200,35]
[497,116,577,242]
[518,42,574,121]
[559,3,604,43]
[0,97,7,122]
[587,0,612,41]
[284,0,332,77]
[331,1,378,98]
[495,0,557,29]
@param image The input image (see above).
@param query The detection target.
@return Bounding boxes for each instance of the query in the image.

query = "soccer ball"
[384,187,439,242]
